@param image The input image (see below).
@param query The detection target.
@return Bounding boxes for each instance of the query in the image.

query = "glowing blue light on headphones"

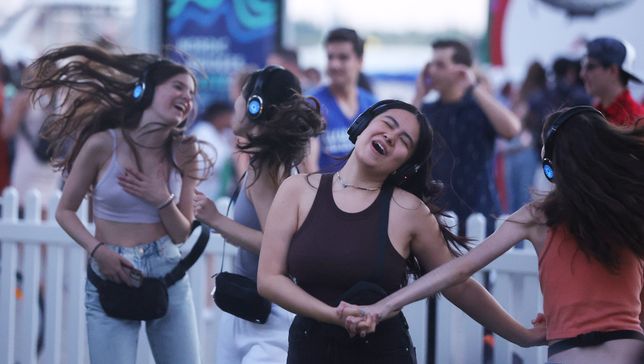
[247,95,263,117]
[133,83,145,100]
[543,164,554,180]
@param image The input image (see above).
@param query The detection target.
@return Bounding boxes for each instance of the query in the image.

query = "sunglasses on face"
[582,61,602,72]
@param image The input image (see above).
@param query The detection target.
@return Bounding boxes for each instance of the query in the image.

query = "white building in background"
[0,0,163,65]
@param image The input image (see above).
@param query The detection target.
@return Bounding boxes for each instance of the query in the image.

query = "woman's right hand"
[521,313,547,347]
[93,246,138,286]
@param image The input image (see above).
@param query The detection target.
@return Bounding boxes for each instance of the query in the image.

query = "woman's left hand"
[118,167,170,206]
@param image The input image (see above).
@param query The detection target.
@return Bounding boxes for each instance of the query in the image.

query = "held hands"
[117,167,171,207]
[336,301,399,337]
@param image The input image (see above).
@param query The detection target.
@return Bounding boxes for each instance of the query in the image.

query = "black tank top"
[287,173,407,306]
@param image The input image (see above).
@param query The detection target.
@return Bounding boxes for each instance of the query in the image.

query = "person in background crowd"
[499,61,546,213]
[581,37,644,126]
[0,55,10,191]
[190,101,235,199]
[1,85,61,211]
[311,27,377,172]
[412,39,521,234]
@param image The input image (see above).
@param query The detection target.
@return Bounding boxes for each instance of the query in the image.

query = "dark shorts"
[287,314,416,364]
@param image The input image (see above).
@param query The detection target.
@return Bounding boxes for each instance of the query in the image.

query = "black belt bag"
[87,221,210,321]
[213,271,271,324]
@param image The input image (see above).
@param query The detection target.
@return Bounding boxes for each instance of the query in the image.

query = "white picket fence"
[0,187,546,364]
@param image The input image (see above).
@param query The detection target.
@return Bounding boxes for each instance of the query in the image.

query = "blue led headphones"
[542,106,604,182]
[347,99,427,183]
[246,65,284,121]
[132,60,165,109]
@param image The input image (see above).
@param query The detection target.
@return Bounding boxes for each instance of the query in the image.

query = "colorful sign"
[164,0,280,106]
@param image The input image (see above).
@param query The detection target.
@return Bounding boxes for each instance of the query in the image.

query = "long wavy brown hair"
[537,108,644,271]
[22,45,212,179]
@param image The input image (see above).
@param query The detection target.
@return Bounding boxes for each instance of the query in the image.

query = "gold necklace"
[336,173,381,192]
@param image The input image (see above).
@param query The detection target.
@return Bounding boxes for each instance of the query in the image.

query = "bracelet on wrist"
[90,242,105,258]
[157,193,176,210]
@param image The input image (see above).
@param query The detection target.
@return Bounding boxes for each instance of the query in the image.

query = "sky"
[286,0,489,35]
[3,0,490,35]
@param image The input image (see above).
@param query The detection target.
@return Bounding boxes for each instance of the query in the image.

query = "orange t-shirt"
[539,225,644,340]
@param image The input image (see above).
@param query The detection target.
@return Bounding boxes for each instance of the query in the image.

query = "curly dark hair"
[237,66,325,186]
[22,44,211,179]
[536,108,644,271]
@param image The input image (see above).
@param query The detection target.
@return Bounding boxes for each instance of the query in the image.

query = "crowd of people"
[1,27,643,364]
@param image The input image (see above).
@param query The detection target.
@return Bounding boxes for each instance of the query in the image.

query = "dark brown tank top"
[287,173,407,306]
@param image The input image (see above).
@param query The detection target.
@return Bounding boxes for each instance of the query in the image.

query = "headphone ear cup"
[347,112,372,144]
[132,82,145,101]
[391,163,421,185]
[247,95,263,120]
[542,159,555,182]
[132,63,155,109]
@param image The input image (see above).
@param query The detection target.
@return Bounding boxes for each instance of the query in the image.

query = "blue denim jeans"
[85,236,201,364]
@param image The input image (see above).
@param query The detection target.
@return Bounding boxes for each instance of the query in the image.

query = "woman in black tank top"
[258,100,546,363]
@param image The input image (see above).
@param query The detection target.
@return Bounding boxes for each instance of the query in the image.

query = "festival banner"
[164,0,280,106]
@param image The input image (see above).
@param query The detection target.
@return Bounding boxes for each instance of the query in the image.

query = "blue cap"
[586,37,642,84]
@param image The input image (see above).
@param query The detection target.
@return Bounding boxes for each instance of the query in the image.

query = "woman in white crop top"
[23,45,212,364]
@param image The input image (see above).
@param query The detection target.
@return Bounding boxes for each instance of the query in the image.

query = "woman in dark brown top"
[258,100,544,363]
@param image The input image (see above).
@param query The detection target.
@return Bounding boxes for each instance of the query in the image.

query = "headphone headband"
[541,106,604,181]
[347,99,420,143]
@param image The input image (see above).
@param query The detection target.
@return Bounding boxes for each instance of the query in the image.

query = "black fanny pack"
[87,221,209,321]
[210,174,272,324]
[212,271,271,324]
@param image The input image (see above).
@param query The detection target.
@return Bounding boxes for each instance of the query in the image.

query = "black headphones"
[347,99,426,183]
[542,106,604,182]
[246,65,284,121]
[132,60,165,109]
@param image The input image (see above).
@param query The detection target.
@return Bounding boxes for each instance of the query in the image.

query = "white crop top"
[92,130,181,223]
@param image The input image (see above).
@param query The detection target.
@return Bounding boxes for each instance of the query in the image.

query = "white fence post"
[17,189,43,364]
[1,187,19,364]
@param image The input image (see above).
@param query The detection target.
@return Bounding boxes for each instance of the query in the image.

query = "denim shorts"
[85,236,200,364]
[287,314,416,364]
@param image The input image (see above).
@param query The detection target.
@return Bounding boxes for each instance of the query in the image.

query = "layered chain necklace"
[336,173,381,192]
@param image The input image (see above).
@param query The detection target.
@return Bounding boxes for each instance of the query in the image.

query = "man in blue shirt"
[412,39,520,234]
[310,28,377,172]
